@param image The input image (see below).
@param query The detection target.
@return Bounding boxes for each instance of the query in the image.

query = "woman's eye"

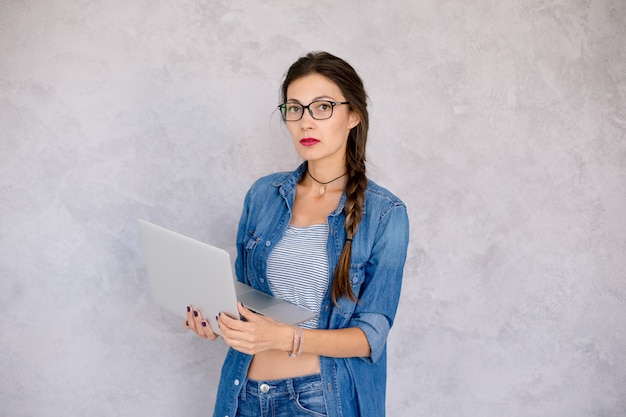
[287,105,301,113]
[316,102,331,111]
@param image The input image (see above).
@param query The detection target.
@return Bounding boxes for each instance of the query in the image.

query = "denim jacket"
[213,163,409,417]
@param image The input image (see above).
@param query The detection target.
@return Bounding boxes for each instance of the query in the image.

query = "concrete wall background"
[1,1,625,416]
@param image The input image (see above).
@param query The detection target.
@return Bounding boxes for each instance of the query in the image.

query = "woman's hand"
[184,305,219,341]
[218,302,292,355]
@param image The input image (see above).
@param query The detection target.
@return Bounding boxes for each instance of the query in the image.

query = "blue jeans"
[235,374,328,417]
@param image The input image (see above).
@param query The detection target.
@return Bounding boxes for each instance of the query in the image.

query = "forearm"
[292,326,371,358]
[218,304,372,358]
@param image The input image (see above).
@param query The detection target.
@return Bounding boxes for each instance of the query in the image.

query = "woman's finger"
[185,305,219,340]
[199,316,219,340]
[185,305,199,333]
[192,307,209,338]
[237,302,259,322]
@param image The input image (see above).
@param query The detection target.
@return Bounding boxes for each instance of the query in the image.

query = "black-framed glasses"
[278,100,350,121]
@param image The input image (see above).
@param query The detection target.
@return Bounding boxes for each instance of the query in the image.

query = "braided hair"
[281,51,369,304]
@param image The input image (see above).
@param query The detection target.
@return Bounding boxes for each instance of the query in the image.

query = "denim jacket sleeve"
[234,186,252,286]
[346,198,409,363]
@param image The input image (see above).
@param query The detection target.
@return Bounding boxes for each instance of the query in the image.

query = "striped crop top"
[266,223,329,329]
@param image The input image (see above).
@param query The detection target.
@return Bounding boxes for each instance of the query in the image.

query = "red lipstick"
[300,138,320,146]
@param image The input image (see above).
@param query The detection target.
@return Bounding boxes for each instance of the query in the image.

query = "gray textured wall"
[1,1,625,416]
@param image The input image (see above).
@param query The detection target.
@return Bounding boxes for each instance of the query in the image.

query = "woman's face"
[284,73,360,167]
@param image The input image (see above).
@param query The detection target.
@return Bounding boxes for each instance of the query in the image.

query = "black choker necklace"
[307,170,347,195]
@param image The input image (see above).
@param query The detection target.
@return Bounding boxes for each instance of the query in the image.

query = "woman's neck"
[304,162,347,196]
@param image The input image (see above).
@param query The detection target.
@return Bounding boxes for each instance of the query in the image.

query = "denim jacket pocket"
[334,264,365,319]
[243,231,261,283]
[244,231,261,251]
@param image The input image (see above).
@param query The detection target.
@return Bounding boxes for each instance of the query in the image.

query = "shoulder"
[242,173,283,208]
[246,164,305,196]
[364,179,407,218]
[248,171,288,191]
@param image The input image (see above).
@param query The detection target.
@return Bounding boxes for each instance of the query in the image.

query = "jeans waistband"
[243,373,323,398]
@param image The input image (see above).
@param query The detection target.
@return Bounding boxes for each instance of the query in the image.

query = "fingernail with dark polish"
[186,320,189,326]
[202,321,207,327]
[194,310,198,317]
[187,306,191,312]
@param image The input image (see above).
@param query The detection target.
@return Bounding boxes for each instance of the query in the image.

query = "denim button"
[265,241,271,246]
[234,379,239,386]
[260,383,270,393]
[259,278,265,283]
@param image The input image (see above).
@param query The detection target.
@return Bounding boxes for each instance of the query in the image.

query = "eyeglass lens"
[282,100,335,121]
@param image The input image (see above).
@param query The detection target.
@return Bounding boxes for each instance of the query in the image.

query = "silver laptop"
[137,219,316,335]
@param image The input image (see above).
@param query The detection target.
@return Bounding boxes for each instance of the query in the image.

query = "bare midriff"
[247,350,320,380]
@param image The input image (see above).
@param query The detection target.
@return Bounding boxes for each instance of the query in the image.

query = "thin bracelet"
[288,325,300,358]
[296,327,305,356]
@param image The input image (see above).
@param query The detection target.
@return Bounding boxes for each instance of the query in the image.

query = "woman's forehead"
[286,73,344,102]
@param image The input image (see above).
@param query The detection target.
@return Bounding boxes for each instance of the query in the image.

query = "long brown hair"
[281,51,369,304]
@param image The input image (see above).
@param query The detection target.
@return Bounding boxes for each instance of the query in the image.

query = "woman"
[186,51,409,417]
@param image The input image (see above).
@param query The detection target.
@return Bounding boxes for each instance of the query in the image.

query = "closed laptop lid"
[137,218,238,335]
[137,218,317,334]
